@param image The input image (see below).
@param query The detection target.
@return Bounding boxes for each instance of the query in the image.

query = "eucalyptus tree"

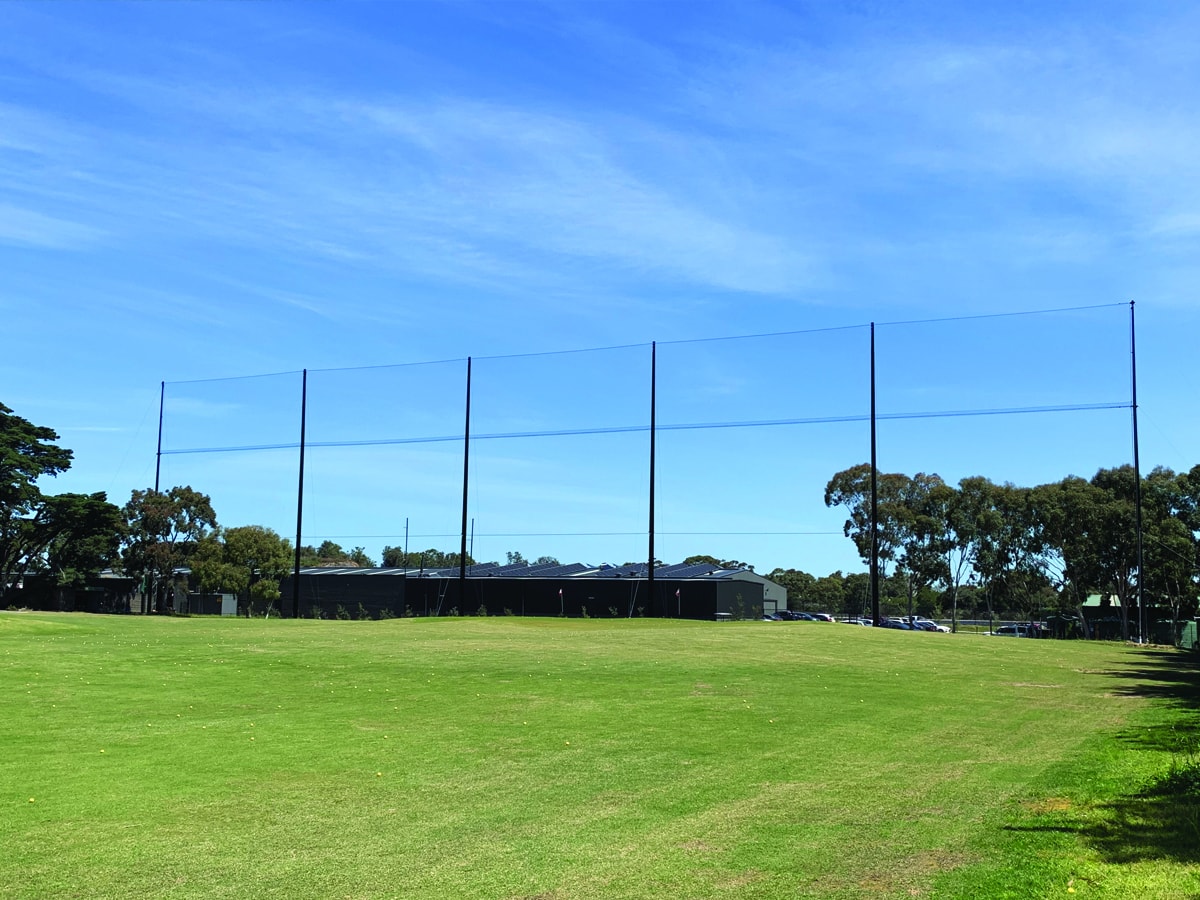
[299,540,375,568]
[1034,476,1105,636]
[824,463,910,580]
[193,525,293,616]
[928,480,974,630]
[1086,466,1144,640]
[952,478,1048,623]
[765,568,815,608]
[893,472,952,619]
[122,486,217,613]
[380,546,476,568]
[1140,466,1199,632]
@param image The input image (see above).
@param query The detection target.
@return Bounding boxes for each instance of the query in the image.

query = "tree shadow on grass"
[1005,764,1200,864]
[1005,649,1200,864]
[1105,648,1200,753]
[1101,647,1200,707]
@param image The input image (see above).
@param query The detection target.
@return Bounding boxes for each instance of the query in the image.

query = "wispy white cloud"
[0,13,818,298]
[0,203,105,249]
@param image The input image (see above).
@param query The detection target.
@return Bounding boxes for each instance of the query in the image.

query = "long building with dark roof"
[281,561,786,620]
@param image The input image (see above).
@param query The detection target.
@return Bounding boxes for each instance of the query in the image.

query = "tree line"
[785,462,1200,636]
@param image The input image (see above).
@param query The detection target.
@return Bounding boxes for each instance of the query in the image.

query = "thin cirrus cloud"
[0,203,106,250]
[193,94,811,295]
[677,18,1200,218]
[1,47,815,298]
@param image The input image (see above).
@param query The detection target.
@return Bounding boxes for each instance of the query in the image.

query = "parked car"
[776,610,802,621]
[809,612,835,622]
[879,619,913,630]
[911,621,949,633]
[988,624,1034,637]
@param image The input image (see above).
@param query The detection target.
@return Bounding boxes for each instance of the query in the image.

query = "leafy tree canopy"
[299,540,374,567]
[1,404,122,596]
[380,546,476,568]
[193,524,293,615]
[122,486,217,612]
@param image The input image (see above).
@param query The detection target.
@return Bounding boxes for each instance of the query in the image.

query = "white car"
[907,617,950,633]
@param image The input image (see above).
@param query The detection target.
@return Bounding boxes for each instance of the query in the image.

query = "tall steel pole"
[648,341,657,613]
[1130,302,1145,643]
[291,369,307,618]
[459,357,472,596]
[154,381,165,492]
[870,323,880,626]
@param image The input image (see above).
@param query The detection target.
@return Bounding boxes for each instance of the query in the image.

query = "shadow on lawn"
[1006,649,1200,864]
[1103,648,1200,710]
[1005,765,1200,864]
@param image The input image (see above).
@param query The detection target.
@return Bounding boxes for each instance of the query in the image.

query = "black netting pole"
[1131,301,1145,643]
[292,368,307,619]
[459,357,472,595]
[154,381,164,492]
[648,341,657,613]
[870,323,880,626]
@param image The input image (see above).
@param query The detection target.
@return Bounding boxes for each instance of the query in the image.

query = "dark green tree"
[0,403,75,599]
[33,492,125,587]
[824,463,909,579]
[298,541,374,567]
[683,554,754,571]
[3,491,125,598]
[893,472,952,619]
[122,486,217,613]
[766,568,815,609]
[380,546,476,568]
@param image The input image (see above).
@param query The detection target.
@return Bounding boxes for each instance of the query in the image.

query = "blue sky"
[3,1,1197,575]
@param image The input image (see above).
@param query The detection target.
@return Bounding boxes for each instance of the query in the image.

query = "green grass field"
[2,613,1197,899]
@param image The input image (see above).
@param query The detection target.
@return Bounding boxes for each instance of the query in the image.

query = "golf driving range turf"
[2,613,1197,899]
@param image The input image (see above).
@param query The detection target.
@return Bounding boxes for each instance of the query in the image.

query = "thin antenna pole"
[1131,301,1145,643]
[460,357,472,593]
[154,381,165,492]
[870,323,880,627]
[404,517,409,565]
[648,341,657,612]
[292,369,307,618]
